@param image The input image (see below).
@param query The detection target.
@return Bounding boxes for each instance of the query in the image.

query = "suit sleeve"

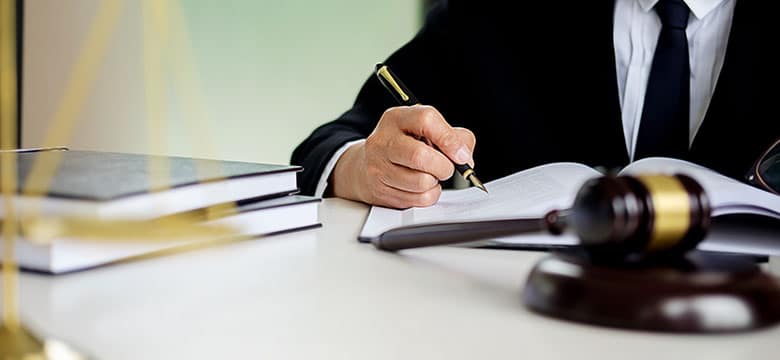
[290,1,451,196]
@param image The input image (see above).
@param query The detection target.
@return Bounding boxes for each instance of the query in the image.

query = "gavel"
[372,174,711,261]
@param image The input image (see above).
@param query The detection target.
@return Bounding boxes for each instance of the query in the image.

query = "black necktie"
[635,0,690,160]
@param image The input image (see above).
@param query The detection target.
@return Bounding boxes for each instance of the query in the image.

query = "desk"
[4,199,780,359]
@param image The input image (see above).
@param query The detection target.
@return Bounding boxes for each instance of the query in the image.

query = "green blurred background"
[22,0,428,165]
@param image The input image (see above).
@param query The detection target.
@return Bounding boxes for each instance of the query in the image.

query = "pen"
[375,63,488,193]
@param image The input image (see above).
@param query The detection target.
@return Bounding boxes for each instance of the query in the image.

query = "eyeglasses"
[747,138,780,195]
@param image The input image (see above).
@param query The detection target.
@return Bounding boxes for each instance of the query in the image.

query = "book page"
[359,163,601,240]
[619,157,780,218]
[359,157,780,254]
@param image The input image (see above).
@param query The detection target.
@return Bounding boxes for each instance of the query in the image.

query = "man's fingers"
[370,183,442,209]
[386,135,455,180]
[395,106,473,165]
[377,162,440,193]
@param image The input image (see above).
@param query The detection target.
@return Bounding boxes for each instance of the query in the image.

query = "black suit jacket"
[292,0,780,196]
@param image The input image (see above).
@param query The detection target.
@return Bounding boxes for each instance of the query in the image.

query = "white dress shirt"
[614,0,735,160]
[315,0,736,197]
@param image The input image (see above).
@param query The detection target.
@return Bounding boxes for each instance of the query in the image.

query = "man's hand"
[331,105,476,208]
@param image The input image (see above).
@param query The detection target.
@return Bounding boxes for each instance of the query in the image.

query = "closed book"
[5,195,321,274]
[202,195,321,236]
[0,150,301,219]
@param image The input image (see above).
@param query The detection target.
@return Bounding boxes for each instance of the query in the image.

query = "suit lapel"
[691,0,759,151]
[689,0,779,178]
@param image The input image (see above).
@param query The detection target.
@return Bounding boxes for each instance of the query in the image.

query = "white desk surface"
[5,198,780,359]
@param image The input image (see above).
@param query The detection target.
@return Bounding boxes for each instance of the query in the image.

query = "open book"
[359,158,780,254]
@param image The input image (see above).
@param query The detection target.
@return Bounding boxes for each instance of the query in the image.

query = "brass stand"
[0,324,87,359]
[523,251,780,333]
[0,325,45,359]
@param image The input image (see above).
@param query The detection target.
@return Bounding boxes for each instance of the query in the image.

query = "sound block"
[522,251,780,333]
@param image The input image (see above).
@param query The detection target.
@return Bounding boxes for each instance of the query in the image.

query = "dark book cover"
[9,150,300,201]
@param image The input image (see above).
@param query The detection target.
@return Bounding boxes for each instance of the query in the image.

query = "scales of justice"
[1,0,243,358]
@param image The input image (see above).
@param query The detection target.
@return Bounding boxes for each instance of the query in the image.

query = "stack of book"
[0,149,320,274]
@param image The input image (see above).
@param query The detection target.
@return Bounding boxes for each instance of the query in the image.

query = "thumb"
[452,127,476,168]
[398,106,472,165]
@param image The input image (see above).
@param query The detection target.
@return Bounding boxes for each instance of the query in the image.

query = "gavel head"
[568,174,711,262]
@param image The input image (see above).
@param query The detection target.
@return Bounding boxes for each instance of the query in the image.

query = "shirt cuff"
[314,139,366,198]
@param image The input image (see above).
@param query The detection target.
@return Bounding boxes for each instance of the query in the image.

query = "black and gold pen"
[375,63,487,193]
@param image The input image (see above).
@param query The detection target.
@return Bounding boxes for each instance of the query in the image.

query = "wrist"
[331,142,367,202]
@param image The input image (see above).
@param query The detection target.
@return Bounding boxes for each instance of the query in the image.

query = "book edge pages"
[3,199,320,274]
[1,172,298,220]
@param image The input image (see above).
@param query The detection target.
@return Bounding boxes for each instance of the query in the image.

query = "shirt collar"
[638,0,727,20]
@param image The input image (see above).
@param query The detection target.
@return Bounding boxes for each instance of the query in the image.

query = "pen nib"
[469,175,488,194]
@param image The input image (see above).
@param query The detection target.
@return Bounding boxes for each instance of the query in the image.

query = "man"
[291,0,779,208]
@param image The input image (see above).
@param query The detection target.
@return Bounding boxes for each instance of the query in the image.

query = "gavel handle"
[372,217,551,251]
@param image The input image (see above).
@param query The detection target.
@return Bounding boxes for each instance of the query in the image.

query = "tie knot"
[655,0,690,30]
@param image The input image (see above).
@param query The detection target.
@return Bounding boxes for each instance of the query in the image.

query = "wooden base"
[522,251,780,333]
